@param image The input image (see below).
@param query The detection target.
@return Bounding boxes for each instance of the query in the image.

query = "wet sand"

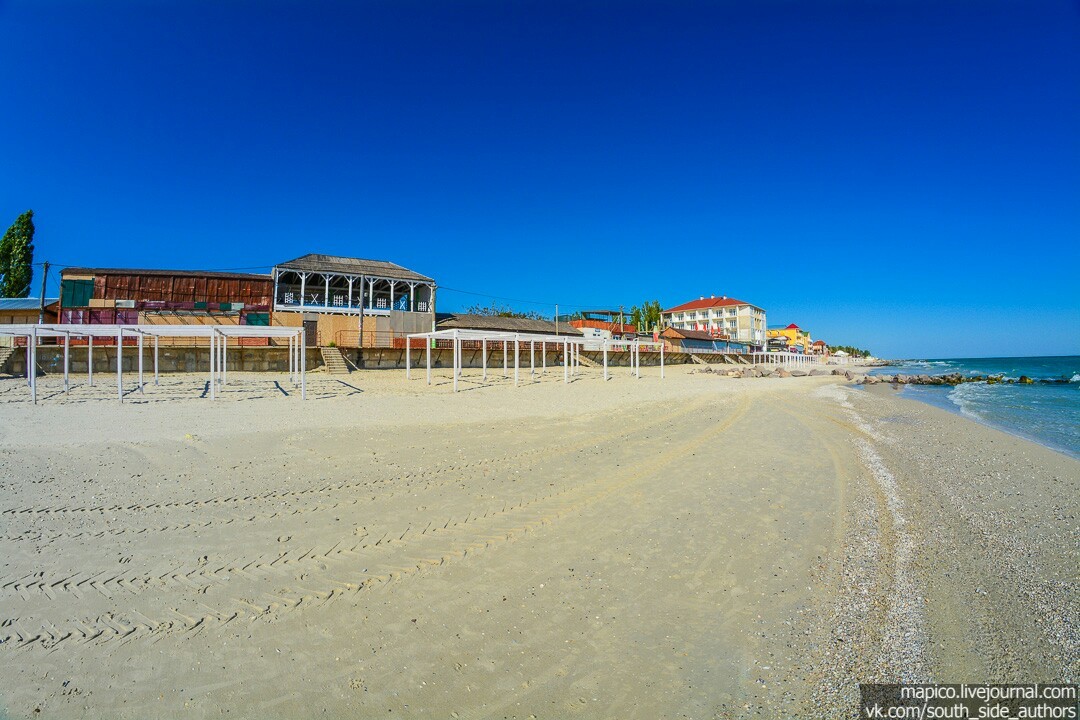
[0,366,1075,718]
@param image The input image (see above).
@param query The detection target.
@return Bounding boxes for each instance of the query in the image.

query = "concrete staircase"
[0,347,16,375]
[320,347,350,375]
[689,354,709,366]
[577,354,601,368]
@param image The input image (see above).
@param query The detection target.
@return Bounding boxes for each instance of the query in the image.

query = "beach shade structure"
[600,338,664,381]
[750,350,822,368]
[404,329,665,391]
[404,328,591,392]
[0,323,307,404]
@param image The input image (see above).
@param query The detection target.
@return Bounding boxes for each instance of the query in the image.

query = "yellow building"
[766,323,813,353]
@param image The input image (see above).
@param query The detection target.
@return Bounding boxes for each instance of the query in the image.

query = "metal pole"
[221,333,227,387]
[660,343,665,379]
[117,328,123,403]
[563,341,569,384]
[636,342,641,379]
[24,336,30,387]
[209,331,215,401]
[406,335,412,380]
[300,328,307,400]
[542,341,546,373]
[426,334,431,385]
[530,339,534,379]
[514,334,519,386]
[502,340,507,378]
[88,333,94,386]
[603,340,608,381]
[453,330,459,393]
[30,329,37,404]
[482,338,487,381]
[154,335,159,385]
[138,332,144,392]
[63,332,70,394]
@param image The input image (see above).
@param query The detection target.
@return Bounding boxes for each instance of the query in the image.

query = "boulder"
[876,374,893,383]
[844,370,856,380]
[895,374,910,384]
[832,369,845,376]
[917,374,931,384]
[809,368,830,376]
[777,368,792,378]
[1019,375,1034,384]
[864,375,880,384]
[790,369,808,377]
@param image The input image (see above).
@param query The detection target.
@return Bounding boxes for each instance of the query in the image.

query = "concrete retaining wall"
[345,348,694,370]
[2,345,726,375]
[3,346,325,376]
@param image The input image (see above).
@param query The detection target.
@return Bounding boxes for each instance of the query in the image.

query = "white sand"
[0,365,1075,717]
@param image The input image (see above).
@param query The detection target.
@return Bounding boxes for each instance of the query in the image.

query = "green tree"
[463,301,547,320]
[0,210,35,297]
[829,344,872,358]
[628,300,663,332]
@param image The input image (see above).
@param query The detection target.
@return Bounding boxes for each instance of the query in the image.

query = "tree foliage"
[0,210,35,298]
[829,344,872,358]
[628,300,663,332]
[463,301,548,320]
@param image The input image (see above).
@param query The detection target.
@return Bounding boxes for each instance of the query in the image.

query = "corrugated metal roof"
[436,314,582,336]
[0,298,57,311]
[661,327,721,342]
[62,268,270,281]
[275,254,434,283]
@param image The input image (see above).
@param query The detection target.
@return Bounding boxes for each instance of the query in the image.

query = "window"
[61,279,94,307]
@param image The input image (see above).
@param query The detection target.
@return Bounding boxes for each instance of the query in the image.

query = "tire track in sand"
[2,395,749,652]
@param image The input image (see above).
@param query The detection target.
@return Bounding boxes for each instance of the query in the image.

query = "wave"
[1071,374,1079,383]
[946,382,990,422]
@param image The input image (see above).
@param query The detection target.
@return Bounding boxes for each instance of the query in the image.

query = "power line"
[437,285,606,311]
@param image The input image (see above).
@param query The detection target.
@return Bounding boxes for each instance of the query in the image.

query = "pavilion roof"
[275,254,434,283]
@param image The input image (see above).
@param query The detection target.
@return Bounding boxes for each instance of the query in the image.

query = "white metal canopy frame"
[0,324,308,404]
[404,329,664,391]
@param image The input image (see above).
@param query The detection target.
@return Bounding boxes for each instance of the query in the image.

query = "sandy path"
[0,368,1075,718]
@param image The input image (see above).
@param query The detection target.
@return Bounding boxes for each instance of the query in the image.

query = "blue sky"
[1,0,1077,358]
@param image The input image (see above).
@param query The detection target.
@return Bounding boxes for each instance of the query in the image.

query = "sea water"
[870,356,1080,459]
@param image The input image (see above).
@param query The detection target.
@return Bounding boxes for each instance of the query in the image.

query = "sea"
[869,356,1080,459]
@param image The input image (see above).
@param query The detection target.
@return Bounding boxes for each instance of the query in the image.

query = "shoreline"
[0,368,1075,718]
[881,382,1080,461]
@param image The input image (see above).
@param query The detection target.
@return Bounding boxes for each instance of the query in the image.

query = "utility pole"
[555,304,559,335]
[38,261,50,324]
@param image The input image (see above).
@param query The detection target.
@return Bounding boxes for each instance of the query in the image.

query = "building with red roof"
[661,295,766,349]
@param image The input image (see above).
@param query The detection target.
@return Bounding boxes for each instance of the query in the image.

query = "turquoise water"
[870,356,1080,459]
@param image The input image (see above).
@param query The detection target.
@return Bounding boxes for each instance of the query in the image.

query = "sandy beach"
[0,365,1076,718]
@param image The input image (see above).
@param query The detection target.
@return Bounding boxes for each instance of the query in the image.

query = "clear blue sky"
[2,0,1077,358]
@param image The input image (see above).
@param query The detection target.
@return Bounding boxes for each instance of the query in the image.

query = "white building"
[661,295,766,348]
